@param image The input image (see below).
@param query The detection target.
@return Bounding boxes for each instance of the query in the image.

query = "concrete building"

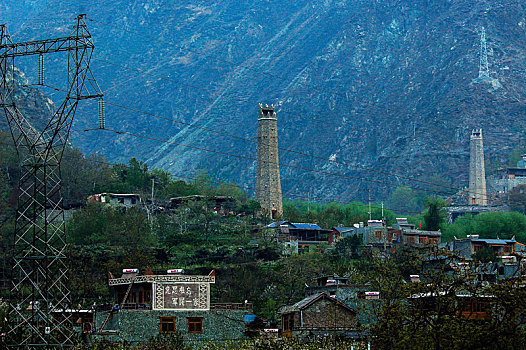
[87,193,141,208]
[469,129,487,206]
[92,269,252,345]
[255,104,283,219]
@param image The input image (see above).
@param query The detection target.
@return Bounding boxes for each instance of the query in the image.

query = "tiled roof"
[403,229,441,237]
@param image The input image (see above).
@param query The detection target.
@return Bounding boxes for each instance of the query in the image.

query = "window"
[282,313,294,331]
[160,316,176,333]
[187,317,203,334]
[406,236,416,244]
[374,231,383,239]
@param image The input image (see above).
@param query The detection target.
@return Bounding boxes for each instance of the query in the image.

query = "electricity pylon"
[0,14,103,348]
[478,26,490,79]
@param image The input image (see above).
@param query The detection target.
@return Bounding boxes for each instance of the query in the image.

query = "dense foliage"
[2,133,526,348]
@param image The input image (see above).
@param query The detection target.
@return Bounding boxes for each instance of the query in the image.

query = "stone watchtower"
[255,103,283,219]
[469,129,487,206]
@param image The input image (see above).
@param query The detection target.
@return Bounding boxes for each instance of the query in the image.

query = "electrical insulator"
[98,98,105,129]
[38,54,44,85]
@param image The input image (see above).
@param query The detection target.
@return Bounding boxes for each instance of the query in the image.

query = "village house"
[92,269,252,345]
[263,221,332,254]
[337,220,399,251]
[487,154,526,194]
[329,227,354,244]
[279,293,358,339]
[304,275,379,327]
[451,235,517,259]
[408,291,493,321]
[336,219,441,252]
[304,275,379,302]
[169,195,237,216]
[394,218,441,247]
[87,193,142,208]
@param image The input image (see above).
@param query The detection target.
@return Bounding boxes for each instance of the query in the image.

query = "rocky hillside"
[2,0,526,204]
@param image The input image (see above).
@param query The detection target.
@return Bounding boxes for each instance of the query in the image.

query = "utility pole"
[151,178,155,204]
[368,189,372,221]
[382,202,387,252]
[0,15,103,348]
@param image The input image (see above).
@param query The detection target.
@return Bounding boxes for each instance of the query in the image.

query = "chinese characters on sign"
[153,282,209,310]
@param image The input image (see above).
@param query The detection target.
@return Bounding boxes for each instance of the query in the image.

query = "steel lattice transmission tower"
[478,26,490,79]
[0,15,103,348]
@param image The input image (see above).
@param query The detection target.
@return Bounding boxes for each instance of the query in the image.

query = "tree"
[387,186,426,214]
[423,197,446,231]
[335,235,362,260]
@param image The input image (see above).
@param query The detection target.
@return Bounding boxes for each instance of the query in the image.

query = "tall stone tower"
[469,129,487,206]
[256,103,283,219]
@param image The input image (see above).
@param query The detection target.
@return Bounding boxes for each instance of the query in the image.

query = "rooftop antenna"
[478,26,489,79]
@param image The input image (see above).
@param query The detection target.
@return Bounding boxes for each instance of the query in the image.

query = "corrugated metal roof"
[292,223,323,230]
[264,222,325,230]
[333,227,354,233]
[264,221,291,228]
[471,238,515,245]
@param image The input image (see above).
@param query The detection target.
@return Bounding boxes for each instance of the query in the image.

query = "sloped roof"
[333,227,354,233]
[279,293,356,314]
[292,223,323,230]
[264,222,323,230]
[403,229,441,237]
[471,238,516,245]
[264,221,292,228]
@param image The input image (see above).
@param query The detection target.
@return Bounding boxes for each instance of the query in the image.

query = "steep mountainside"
[2,0,526,204]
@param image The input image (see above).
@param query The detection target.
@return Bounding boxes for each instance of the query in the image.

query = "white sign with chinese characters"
[152,282,210,311]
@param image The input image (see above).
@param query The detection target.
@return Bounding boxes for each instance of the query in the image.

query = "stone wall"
[94,309,248,345]
[301,298,356,328]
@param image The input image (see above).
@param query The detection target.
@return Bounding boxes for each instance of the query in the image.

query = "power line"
[0,137,521,227]
[85,43,470,196]
[16,82,490,200]
[72,127,458,197]
[102,101,461,194]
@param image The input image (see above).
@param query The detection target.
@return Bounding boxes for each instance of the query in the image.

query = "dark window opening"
[282,313,294,331]
[188,317,203,334]
[160,316,176,333]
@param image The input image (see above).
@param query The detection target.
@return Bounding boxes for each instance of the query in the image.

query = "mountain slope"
[3,0,526,204]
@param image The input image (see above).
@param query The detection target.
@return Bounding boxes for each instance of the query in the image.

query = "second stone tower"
[469,129,487,206]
